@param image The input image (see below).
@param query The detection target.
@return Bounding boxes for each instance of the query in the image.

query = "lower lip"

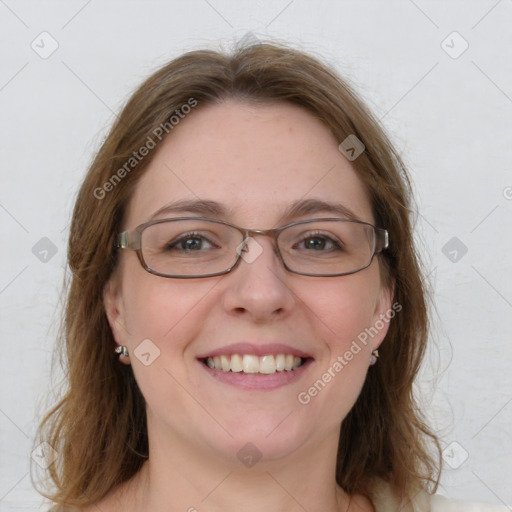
[198,359,313,390]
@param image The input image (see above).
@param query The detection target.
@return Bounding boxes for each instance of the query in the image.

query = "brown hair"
[34,41,441,510]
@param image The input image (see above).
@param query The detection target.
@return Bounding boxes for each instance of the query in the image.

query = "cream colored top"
[431,495,510,511]
[372,481,510,511]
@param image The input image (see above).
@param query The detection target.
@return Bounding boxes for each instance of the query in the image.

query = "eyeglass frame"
[115,216,389,279]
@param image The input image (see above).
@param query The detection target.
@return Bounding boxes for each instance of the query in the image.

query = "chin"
[202,414,315,467]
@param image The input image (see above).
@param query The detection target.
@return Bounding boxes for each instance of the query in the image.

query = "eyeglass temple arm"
[376,228,389,253]
[116,231,141,250]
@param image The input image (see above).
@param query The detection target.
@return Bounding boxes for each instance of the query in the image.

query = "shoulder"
[371,479,509,512]
[431,494,510,512]
[46,500,114,512]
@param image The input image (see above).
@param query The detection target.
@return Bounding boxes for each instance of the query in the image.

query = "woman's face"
[105,100,392,466]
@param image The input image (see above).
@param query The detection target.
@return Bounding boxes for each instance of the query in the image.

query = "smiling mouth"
[200,354,309,374]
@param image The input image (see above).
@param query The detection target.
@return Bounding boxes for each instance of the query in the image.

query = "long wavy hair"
[34,41,441,510]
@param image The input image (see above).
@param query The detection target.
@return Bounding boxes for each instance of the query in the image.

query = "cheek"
[119,270,221,417]
[305,273,380,351]
[295,273,380,421]
[120,261,218,349]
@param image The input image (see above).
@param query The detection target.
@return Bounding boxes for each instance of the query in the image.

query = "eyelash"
[294,231,343,251]
[165,232,217,251]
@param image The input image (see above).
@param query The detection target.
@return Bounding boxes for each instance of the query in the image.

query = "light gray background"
[1,1,511,510]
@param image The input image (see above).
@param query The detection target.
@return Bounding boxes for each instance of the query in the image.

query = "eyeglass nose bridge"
[235,227,285,266]
[243,227,280,238]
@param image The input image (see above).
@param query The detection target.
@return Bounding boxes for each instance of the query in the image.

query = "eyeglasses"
[116,217,389,278]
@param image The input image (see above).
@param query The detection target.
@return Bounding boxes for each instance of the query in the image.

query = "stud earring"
[369,349,379,366]
[115,345,129,358]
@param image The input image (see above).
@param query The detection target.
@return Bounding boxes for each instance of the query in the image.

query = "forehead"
[125,100,373,228]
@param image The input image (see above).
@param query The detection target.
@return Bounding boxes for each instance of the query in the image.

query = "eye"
[294,232,343,252]
[165,232,216,252]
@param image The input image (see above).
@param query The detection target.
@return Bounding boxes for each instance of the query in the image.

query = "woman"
[34,41,508,511]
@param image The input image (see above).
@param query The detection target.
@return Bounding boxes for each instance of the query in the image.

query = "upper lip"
[196,342,313,359]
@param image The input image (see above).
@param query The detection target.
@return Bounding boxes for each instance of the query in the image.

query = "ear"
[103,277,130,365]
[370,281,395,351]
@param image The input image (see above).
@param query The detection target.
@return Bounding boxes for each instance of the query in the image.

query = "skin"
[100,100,392,512]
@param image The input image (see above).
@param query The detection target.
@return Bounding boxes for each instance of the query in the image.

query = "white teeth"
[230,354,243,372]
[220,354,230,371]
[259,355,276,374]
[204,353,305,374]
[242,354,259,373]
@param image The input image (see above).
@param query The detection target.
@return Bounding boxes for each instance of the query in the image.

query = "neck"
[119,418,351,512]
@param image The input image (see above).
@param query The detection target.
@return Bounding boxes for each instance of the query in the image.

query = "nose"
[220,236,296,323]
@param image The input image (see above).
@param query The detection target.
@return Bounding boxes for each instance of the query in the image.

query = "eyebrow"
[149,199,231,220]
[280,198,359,223]
[148,198,360,224]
